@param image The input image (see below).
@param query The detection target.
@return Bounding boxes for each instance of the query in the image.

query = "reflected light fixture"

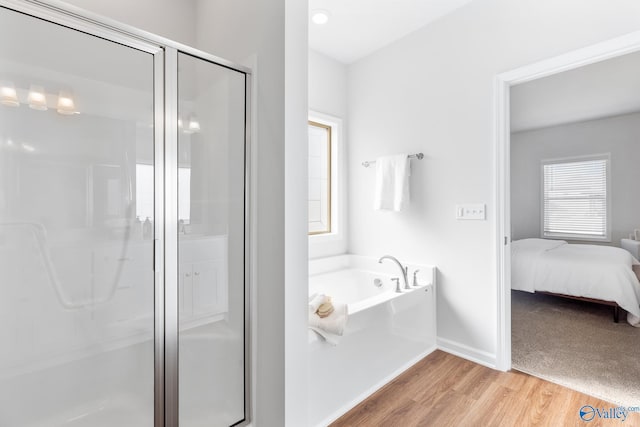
[28,84,47,111]
[56,90,76,115]
[311,9,330,25]
[0,82,19,107]
[184,115,201,134]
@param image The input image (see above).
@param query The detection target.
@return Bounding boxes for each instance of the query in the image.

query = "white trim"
[437,338,497,369]
[312,345,437,427]
[494,30,640,373]
[494,71,511,372]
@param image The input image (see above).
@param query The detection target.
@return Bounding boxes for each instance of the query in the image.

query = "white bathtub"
[307,255,437,426]
[309,269,400,315]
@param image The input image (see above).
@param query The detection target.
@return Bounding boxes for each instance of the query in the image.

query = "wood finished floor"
[330,350,639,427]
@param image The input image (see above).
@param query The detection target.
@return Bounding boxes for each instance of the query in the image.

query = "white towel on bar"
[374,154,410,211]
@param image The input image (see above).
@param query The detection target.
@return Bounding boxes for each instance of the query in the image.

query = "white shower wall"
[0,97,233,426]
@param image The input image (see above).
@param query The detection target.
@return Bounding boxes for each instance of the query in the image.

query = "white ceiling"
[308,0,474,64]
[511,51,640,133]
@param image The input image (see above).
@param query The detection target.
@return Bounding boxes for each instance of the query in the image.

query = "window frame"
[307,111,345,258]
[540,153,611,242]
[308,120,332,235]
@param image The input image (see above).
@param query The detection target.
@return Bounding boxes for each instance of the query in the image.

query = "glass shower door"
[177,53,247,426]
[0,7,157,426]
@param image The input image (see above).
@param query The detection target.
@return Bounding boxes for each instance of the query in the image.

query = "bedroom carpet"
[511,290,640,406]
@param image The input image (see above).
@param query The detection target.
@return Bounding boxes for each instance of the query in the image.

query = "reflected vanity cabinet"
[178,235,229,324]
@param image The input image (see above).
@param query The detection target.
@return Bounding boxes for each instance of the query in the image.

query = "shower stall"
[0,1,251,426]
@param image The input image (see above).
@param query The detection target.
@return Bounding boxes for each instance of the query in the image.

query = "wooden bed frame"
[535,265,640,324]
[535,292,621,322]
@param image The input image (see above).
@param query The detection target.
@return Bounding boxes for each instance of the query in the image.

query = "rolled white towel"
[308,301,348,345]
[309,301,347,335]
[309,326,341,346]
[308,293,326,313]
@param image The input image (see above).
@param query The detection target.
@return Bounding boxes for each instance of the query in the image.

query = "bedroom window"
[541,155,610,241]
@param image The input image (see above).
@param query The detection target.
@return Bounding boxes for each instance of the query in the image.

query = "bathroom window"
[177,167,191,224]
[136,163,154,221]
[308,120,332,234]
[308,112,344,258]
[542,154,610,241]
[136,163,191,224]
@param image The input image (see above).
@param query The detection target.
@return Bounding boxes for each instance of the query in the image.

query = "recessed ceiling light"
[311,10,330,25]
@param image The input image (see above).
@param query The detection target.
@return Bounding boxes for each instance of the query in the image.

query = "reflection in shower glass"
[0,7,155,426]
[178,52,246,426]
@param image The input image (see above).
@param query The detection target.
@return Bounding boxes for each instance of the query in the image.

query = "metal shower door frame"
[0,1,253,426]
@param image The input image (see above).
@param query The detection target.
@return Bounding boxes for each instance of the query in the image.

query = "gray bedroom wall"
[511,112,640,246]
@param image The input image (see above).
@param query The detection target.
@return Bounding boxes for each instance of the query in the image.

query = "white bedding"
[511,238,640,323]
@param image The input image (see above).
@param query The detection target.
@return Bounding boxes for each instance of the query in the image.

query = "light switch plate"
[456,204,486,220]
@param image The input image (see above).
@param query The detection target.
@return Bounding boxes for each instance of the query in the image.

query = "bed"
[511,238,640,326]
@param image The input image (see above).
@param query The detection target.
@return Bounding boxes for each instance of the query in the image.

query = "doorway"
[494,31,640,372]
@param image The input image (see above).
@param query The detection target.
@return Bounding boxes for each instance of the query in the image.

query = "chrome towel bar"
[362,152,424,168]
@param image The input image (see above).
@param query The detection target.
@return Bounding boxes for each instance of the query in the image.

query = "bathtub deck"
[330,350,637,426]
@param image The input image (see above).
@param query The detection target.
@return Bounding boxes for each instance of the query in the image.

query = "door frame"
[0,1,253,425]
[494,30,640,371]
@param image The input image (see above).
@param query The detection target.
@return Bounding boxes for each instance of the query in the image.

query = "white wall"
[511,112,640,245]
[194,0,293,425]
[308,50,349,258]
[346,0,640,364]
[59,0,197,46]
[309,50,348,118]
[284,0,309,425]
[195,1,310,425]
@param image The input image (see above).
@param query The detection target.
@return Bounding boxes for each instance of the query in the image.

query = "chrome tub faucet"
[378,255,409,290]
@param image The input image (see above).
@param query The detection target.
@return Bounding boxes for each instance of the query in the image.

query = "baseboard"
[437,337,497,369]
[314,344,438,427]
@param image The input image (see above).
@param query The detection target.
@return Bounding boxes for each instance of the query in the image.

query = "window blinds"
[542,158,608,239]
